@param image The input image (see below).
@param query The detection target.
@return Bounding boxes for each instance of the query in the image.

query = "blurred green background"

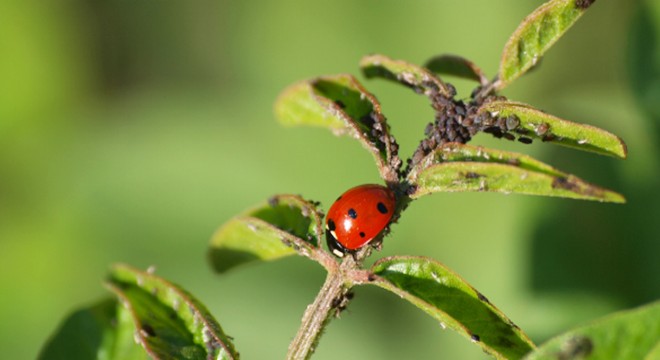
[1,1,659,359]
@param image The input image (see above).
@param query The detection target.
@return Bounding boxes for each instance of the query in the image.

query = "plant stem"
[286,257,356,360]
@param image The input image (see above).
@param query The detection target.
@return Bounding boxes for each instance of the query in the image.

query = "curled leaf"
[209,194,326,273]
[498,0,597,88]
[424,54,488,85]
[524,301,660,359]
[478,101,627,159]
[407,143,625,203]
[275,74,399,182]
[360,54,453,98]
[369,256,535,359]
[106,264,239,360]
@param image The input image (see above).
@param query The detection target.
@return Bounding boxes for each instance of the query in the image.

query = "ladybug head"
[326,221,348,258]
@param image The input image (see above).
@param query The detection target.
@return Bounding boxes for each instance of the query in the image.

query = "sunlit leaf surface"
[370,256,535,360]
[498,0,597,88]
[275,74,399,182]
[478,101,627,158]
[209,194,323,273]
[408,143,625,203]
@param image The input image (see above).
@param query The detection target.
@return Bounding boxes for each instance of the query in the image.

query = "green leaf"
[360,54,453,97]
[107,264,239,360]
[369,256,535,360]
[498,0,597,89]
[479,101,627,159]
[524,301,660,359]
[38,298,149,360]
[275,74,399,182]
[424,54,488,84]
[407,143,625,203]
[209,194,324,273]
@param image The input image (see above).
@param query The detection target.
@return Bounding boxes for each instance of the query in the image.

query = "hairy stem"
[286,257,357,360]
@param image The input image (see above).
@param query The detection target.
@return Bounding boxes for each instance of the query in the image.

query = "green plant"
[39,1,660,359]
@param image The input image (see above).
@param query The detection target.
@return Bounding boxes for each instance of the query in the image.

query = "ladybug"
[325,184,396,257]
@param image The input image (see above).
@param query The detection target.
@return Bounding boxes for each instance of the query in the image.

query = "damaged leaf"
[478,101,627,159]
[408,143,625,203]
[275,74,399,182]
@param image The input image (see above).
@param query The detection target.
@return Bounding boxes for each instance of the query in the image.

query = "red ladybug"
[325,184,396,257]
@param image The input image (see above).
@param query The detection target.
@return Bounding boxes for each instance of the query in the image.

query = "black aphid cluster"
[404,84,534,176]
[359,110,403,179]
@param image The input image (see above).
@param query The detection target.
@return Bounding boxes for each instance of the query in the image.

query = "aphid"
[325,184,396,257]
[535,122,549,136]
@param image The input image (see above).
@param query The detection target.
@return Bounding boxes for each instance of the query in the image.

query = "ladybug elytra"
[325,184,396,257]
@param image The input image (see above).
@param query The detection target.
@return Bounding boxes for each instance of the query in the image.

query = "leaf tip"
[608,192,626,204]
[618,137,628,159]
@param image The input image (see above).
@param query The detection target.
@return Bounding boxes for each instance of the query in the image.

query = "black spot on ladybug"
[359,232,366,238]
[377,202,388,214]
[327,219,336,231]
[348,208,357,219]
[470,334,480,342]
[575,0,595,10]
